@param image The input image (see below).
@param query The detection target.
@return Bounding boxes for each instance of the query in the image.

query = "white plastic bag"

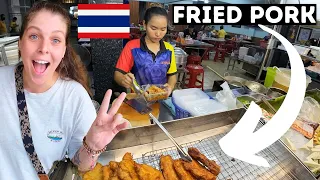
[216,82,237,110]
[299,97,320,123]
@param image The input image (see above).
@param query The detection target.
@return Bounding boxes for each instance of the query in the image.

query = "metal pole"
[255,0,287,81]
[255,26,277,81]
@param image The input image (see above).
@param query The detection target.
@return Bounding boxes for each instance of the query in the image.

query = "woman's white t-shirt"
[0,65,97,179]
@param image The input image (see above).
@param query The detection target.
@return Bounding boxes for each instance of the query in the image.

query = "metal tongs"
[132,78,148,104]
[132,79,193,162]
[261,97,277,114]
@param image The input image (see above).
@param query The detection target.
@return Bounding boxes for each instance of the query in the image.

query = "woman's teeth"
[33,60,50,74]
[34,60,49,64]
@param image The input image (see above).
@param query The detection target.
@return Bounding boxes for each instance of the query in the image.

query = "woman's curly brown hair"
[19,1,92,97]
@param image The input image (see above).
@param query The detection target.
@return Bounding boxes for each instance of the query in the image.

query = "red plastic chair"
[184,64,204,90]
[187,55,202,65]
[214,48,227,63]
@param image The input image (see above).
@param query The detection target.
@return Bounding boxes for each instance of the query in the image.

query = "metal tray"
[136,131,304,180]
[99,108,316,180]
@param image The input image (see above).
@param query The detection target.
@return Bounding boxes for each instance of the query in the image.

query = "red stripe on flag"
[78,4,130,10]
[78,33,130,39]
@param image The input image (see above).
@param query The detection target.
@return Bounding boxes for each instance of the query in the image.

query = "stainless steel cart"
[98,108,316,180]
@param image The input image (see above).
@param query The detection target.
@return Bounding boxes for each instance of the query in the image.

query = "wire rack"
[134,132,298,180]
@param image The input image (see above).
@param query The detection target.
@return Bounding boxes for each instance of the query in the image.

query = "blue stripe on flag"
[78,16,130,27]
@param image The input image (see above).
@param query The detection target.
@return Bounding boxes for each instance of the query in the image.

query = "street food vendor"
[114,6,177,96]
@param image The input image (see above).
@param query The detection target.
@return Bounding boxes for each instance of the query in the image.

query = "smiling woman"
[0,1,130,180]
[18,4,91,95]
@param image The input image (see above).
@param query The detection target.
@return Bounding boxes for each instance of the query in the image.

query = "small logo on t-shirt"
[161,60,170,65]
[47,130,63,142]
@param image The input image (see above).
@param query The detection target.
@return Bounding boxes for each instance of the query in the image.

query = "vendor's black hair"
[220,25,224,30]
[144,6,168,24]
[0,14,5,21]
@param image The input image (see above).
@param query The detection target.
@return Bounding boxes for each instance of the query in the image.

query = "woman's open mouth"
[32,60,50,74]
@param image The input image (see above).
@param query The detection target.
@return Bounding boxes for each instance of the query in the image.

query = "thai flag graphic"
[78,4,130,39]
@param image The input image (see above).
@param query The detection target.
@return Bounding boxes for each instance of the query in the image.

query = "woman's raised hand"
[85,90,130,151]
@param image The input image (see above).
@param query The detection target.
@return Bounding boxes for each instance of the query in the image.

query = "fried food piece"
[173,159,195,180]
[135,163,165,180]
[117,169,132,180]
[147,85,166,94]
[182,160,216,180]
[109,161,119,171]
[110,177,120,180]
[188,147,221,176]
[83,163,104,180]
[145,85,167,101]
[102,165,112,180]
[118,153,139,180]
[123,152,134,161]
[160,155,179,180]
[109,161,120,180]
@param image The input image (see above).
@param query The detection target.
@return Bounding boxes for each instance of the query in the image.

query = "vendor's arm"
[165,43,178,95]
[167,74,177,90]
[114,41,135,88]
[114,71,134,89]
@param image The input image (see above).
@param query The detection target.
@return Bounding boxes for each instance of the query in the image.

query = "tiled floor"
[202,58,255,90]
[186,57,255,91]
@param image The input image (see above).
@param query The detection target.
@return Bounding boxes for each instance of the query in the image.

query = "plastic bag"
[261,108,318,139]
[299,97,320,123]
[216,82,237,110]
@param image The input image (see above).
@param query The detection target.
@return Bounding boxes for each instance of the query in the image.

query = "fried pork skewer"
[188,147,221,176]
[182,160,217,180]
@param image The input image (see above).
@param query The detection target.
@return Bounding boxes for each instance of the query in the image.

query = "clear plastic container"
[172,88,210,110]
[272,68,312,92]
[184,99,228,116]
[141,84,168,102]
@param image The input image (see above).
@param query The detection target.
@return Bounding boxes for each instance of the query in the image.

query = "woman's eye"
[151,28,157,30]
[30,34,38,40]
[52,39,61,44]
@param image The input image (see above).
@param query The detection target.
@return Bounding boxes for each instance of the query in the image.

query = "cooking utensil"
[132,78,143,95]
[114,92,152,114]
[250,93,269,102]
[132,78,149,104]
[266,87,287,99]
[206,66,248,87]
[133,79,190,161]
[132,79,192,161]
[148,113,192,162]
[244,81,268,94]
[261,97,277,114]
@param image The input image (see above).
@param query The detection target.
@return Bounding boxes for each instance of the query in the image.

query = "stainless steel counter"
[98,108,316,180]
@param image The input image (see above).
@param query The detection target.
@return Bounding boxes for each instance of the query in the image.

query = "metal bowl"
[267,87,287,99]
[244,81,268,94]
[224,76,248,87]
[250,93,269,102]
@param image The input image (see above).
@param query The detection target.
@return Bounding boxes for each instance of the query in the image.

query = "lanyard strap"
[15,65,49,180]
